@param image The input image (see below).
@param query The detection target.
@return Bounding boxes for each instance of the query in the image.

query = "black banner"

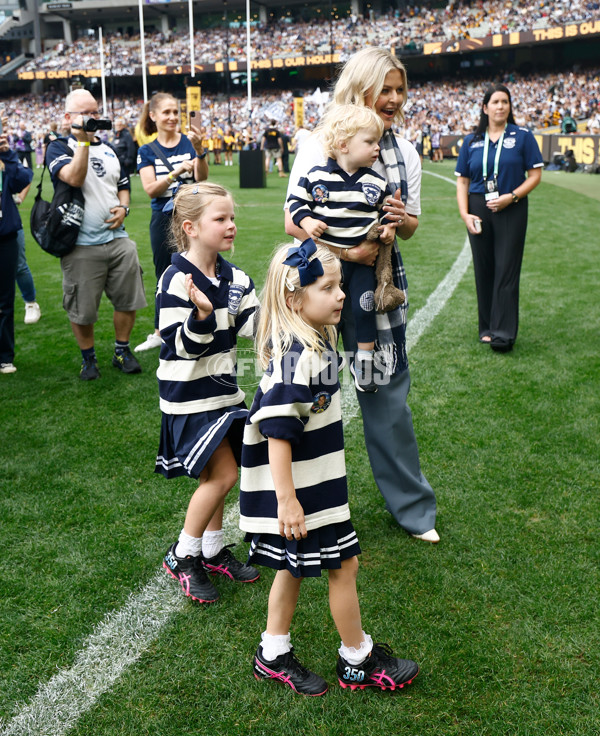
[17,53,341,81]
[439,134,600,165]
[422,18,600,56]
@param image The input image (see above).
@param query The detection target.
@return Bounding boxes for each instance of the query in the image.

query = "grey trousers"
[341,308,437,535]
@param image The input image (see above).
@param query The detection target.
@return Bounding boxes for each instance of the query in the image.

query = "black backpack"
[30,139,85,258]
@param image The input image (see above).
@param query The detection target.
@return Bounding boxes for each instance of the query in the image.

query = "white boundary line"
[0,572,185,736]
[0,167,468,736]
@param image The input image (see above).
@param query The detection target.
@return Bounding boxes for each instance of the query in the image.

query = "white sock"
[339,632,373,665]
[260,631,292,661]
[356,349,374,362]
[175,529,203,558]
[202,529,224,559]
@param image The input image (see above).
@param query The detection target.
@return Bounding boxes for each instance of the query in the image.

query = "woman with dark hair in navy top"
[456,83,543,352]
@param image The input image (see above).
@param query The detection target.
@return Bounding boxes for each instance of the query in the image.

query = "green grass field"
[1,159,599,736]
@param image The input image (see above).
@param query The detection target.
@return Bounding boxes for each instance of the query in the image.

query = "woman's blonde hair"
[319,104,384,158]
[255,243,341,369]
[169,182,233,253]
[138,92,177,136]
[332,48,408,124]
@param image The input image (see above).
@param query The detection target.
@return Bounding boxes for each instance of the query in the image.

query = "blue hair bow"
[283,238,324,287]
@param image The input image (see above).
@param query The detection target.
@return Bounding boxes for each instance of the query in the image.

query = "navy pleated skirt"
[155,403,247,479]
[244,520,361,578]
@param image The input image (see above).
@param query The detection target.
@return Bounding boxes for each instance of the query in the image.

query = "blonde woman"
[285,47,439,543]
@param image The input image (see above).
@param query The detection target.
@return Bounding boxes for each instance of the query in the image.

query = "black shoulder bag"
[30,139,85,258]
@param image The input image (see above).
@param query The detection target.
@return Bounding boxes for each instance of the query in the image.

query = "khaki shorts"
[61,236,147,324]
[266,147,282,160]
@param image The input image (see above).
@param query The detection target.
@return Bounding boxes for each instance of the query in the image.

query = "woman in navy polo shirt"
[456,83,543,352]
[134,93,209,352]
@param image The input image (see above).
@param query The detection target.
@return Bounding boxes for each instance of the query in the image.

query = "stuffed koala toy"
[365,223,405,313]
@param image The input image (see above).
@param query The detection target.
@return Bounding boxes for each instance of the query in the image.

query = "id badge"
[484,178,499,202]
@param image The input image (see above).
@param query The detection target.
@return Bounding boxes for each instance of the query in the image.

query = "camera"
[83,117,112,132]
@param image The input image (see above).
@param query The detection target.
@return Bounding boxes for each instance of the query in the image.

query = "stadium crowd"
[18,0,600,76]
[2,67,599,160]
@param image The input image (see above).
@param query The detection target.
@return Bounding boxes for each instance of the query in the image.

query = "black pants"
[149,209,173,330]
[0,233,19,364]
[18,151,32,170]
[467,194,528,347]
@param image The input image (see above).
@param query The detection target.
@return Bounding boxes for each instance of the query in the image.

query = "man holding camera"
[46,89,146,380]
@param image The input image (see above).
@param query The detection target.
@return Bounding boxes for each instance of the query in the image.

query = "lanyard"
[482,127,505,182]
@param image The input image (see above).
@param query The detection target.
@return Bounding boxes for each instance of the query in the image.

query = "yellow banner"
[183,86,201,133]
[294,97,304,130]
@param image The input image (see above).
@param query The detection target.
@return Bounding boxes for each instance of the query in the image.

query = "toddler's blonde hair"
[255,243,341,369]
[169,182,233,253]
[319,104,384,159]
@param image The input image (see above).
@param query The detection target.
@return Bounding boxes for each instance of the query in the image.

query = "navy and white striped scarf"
[375,129,410,374]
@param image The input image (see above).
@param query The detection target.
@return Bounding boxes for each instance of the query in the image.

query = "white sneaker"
[411,529,440,544]
[134,333,162,352]
[24,302,41,324]
[0,363,17,374]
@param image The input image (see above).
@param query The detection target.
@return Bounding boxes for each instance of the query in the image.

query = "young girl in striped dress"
[240,239,419,695]
[156,182,260,603]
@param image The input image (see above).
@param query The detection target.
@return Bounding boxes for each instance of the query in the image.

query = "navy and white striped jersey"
[288,157,391,249]
[240,342,350,534]
[157,252,259,415]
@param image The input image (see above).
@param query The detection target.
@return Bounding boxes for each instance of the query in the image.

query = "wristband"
[77,141,90,147]
[197,151,207,160]
[167,172,175,182]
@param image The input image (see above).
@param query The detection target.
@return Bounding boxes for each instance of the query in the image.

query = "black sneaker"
[80,356,100,381]
[203,544,260,583]
[253,646,328,696]
[350,360,378,393]
[337,642,419,691]
[112,346,142,374]
[163,543,219,603]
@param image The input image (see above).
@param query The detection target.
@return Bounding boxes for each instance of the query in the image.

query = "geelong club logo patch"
[228,284,245,315]
[362,183,382,206]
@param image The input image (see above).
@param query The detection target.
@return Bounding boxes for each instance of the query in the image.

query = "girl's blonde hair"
[169,182,233,253]
[138,92,177,136]
[255,243,341,369]
[319,104,384,158]
[332,47,408,124]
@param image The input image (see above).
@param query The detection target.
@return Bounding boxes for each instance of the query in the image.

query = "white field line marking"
[405,236,471,352]
[1,168,467,736]
[0,571,184,736]
[0,518,243,736]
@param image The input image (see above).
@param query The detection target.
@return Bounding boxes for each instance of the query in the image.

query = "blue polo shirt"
[137,135,197,212]
[455,124,543,195]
